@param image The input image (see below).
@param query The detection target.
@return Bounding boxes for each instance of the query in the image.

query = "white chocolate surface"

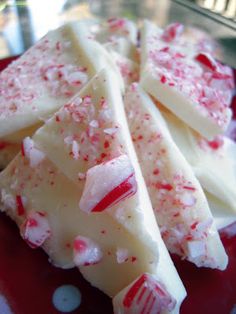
[125,84,228,269]
[0,70,186,310]
[140,20,234,139]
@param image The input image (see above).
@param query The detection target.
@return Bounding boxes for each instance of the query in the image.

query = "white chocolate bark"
[0,70,186,311]
[206,192,236,230]
[162,109,236,216]
[0,21,122,138]
[93,17,139,62]
[109,51,139,86]
[0,20,124,166]
[140,20,234,139]
[125,83,228,269]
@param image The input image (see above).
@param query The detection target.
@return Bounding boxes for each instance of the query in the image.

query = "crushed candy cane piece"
[179,192,197,207]
[79,154,137,213]
[162,23,184,42]
[116,248,129,264]
[71,140,80,160]
[73,235,103,266]
[107,18,126,32]
[195,52,218,71]
[21,137,45,167]
[20,211,51,248]
[195,52,232,79]
[16,195,26,216]
[187,240,206,259]
[122,273,176,313]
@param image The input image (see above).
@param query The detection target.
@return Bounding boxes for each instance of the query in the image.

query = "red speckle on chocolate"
[55,115,60,122]
[131,256,137,263]
[153,168,160,175]
[107,17,126,32]
[191,222,198,230]
[27,218,38,227]
[55,41,61,51]
[207,135,224,150]
[16,195,25,216]
[183,185,196,191]
[104,140,110,149]
[161,75,167,84]
[155,182,173,191]
[21,142,25,157]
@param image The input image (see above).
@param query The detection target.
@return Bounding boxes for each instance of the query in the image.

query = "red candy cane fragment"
[120,273,176,314]
[207,135,224,150]
[195,52,218,71]
[195,52,232,80]
[107,17,126,32]
[16,195,26,216]
[162,23,184,42]
[73,235,103,266]
[20,211,51,248]
[79,154,137,213]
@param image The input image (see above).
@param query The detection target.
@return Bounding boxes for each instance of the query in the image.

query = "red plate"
[0,56,236,314]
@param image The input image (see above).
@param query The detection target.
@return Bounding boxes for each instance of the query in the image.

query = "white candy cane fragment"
[20,211,51,248]
[116,248,129,264]
[73,235,103,266]
[79,154,137,213]
[113,273,176,314]
[21,137,45,168]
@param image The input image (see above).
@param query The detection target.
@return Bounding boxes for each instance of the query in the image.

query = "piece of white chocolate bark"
[205,192,236,230]
[0,21,122,139]
[162,109,236,216]
[109,51,139,86]
[93,17,139,62]
[0,69,186,312]
[0,20,124,167]
[125,83,228,269]
[140,20,234,139]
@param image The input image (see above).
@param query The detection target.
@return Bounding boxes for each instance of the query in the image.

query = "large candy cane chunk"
[113,273,176,314]
[79,154,137,213]
[20,211,51,248]
[73,235,103,266]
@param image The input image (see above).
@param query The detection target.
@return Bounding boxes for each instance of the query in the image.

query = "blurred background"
[0,0,235,65]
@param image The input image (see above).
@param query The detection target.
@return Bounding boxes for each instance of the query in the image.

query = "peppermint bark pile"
[0,18,235,314]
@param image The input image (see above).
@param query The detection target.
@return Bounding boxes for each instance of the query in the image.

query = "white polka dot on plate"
[0,294,13,314]
[52,284,81,313]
